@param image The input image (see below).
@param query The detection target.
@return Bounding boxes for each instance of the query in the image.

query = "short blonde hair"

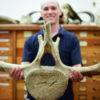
[41,0,60,10]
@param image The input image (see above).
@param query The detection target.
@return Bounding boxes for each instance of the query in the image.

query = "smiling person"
[10,0,83,100]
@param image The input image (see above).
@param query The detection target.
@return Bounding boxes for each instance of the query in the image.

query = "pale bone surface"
[0,23,100,100]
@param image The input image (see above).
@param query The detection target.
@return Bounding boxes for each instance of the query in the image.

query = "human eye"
[51,6,57,10]
[43,7,48,11]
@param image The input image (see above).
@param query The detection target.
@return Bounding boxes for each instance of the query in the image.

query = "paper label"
[0,56,8,59]
[80,41,88,46]
[0,83,9,86]
[0,74,9,77]
[80,32,88,37]
[80,77,87,82]
[24,31,32,37]
[0,39,9,42]
[0,47,9,51]
[0,31,9,34]
[82,59,87,65]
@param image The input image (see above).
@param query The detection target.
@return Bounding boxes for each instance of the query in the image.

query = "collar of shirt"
[39,26,64,37]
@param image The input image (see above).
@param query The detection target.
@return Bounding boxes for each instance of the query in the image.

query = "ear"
[59,10,63,17]
[40,11,43,18]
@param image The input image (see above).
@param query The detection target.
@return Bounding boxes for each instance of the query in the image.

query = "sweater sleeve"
[70,35,82,66]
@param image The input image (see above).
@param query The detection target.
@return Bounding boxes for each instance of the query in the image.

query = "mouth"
[46,18,55,22]
[46,16,55,19]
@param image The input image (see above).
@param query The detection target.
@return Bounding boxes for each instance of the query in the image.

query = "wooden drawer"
[16,80,27,100]
[82,57,100,65]
[79,39,100,47]
[17,31,33,38]
[92,87,100,94]
[81,47,100,57]
[78,94,87,100]
[92,76,100,82]
[16,48,23,57]
[0,50,12,56]
[0,86,13,100]
[0,40,12,46]
[17,57,22,64]
[16,31,34,48]
[0,72,13,100]
[0,72,11,81]
[17,39,26,48]
[0,76,10,83]
[74,85,88,94]
[92,94,100,100]
[74,31,100,39]
[0,56,12,63]
[73,83,91,93]
[0,31,11,38]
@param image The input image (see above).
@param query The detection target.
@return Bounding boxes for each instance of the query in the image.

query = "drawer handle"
[94,42,100,46]
[93,96,100,100]
[94,51,100,55]
[93,60,99,64]
[93,88,100,90]
[6,78,10,81]
[93,78,100,81]
[94,33,100,36]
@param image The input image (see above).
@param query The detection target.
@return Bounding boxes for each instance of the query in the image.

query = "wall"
[0,0,100,21]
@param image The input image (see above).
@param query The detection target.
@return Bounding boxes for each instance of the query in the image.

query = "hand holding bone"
[10,67,23,80]
[0,22,100,100]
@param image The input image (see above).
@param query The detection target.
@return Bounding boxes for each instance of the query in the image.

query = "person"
[10,0,83,100]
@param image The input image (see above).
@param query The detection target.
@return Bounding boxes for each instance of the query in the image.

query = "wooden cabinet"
[16,80,27,100]
[0,24,100,100]
[66,26,100,100]
[0,72,13,100]
[0,30,15,100]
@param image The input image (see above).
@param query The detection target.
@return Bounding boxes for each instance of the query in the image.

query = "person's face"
[41,1,62,24]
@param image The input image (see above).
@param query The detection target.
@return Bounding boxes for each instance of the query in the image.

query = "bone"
[0,22,100,100]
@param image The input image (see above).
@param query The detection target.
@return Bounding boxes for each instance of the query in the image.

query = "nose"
[48,9,52,14]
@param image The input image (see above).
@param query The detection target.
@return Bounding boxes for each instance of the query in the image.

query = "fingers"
[69,70,83,82]
[19,71,24,80]
[10,67,23,80]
